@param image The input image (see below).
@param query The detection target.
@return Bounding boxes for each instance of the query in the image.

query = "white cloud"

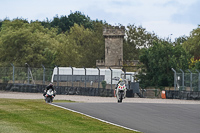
[142,21,197,41]
[0,0,199,41]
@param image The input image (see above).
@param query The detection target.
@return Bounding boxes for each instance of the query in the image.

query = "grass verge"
[0,98,138,133]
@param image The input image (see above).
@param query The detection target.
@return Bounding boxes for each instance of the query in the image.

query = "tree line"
[0,11,200,89]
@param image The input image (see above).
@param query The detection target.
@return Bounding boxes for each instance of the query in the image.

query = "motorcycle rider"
[116,78,123,87]
[115,78,123,95]
[43,82,56,97]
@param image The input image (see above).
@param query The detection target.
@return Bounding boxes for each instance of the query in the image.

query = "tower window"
[106,47,109,54]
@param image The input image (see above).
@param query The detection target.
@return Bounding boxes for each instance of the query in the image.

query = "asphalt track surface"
[1,91,200,133]
[53,102,200,133]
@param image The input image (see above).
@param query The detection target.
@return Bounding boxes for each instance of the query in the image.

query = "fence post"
[188,69,192,91]
[83,67,86,88]
[123,67,126,79]
[180,69,184,90]
[25,63,30,84]
[96,67,100,89]
[25,63,35,85]
[109,67,112,89]
[196,69,200,91]
[41,64,45,85]
[55,65,59,87]
[171,68,176,90]
[70,66,73,87]
[10,63,15,84]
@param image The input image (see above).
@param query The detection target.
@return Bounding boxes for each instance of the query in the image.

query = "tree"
[40,18,51,29]
[189,57,200,70]
[49,11,93,34]
[174,35,188,46]
[66,23,104,67]
[0,16,106,68]
[182,25,200,59]
[0,20,2,31]
[123,24,158,61]
[67,11,92,30]
[0,19,58,67]
[53,33,81,67]
[138,40,190,89]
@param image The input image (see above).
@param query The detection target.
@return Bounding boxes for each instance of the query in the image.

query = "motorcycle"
[44,89,55,103]
[116,81,127,103]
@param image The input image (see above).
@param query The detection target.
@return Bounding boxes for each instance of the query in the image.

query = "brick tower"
[96,26,125,68]
[103,26,125,68]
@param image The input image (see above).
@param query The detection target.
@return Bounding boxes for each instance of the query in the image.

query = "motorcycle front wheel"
[117,92,123,103]
[46,97,51,103]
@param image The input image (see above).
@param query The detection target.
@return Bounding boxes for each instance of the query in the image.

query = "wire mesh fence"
[173,69,200,92]
[0,66,122,97]
[0,66,53,86]
[0,66,126,90]
[0,67,13,83]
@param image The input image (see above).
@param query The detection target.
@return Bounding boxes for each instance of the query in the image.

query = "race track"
[53,102,200,133]
[1,91,200,133]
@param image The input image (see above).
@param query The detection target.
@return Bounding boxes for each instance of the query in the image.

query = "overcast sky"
[1,0,200,41]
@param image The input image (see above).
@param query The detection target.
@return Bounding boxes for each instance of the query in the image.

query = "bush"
[101,81,107,89]
[3,76,9,83]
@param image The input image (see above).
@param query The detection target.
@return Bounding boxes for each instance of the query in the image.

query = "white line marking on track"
[50,103,140,132]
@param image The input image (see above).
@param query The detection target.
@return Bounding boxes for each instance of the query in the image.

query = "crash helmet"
[49,82,53,86]
[119,78,123,81]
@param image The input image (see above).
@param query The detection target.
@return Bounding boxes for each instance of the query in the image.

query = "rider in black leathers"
[43,83,56,97]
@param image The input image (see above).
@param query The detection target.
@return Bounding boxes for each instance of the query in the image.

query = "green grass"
[0,98,138,133]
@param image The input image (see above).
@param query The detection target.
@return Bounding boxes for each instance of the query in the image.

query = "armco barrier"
[1,83,200,99]
[165,90,200,100]
[0,83,114,97]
